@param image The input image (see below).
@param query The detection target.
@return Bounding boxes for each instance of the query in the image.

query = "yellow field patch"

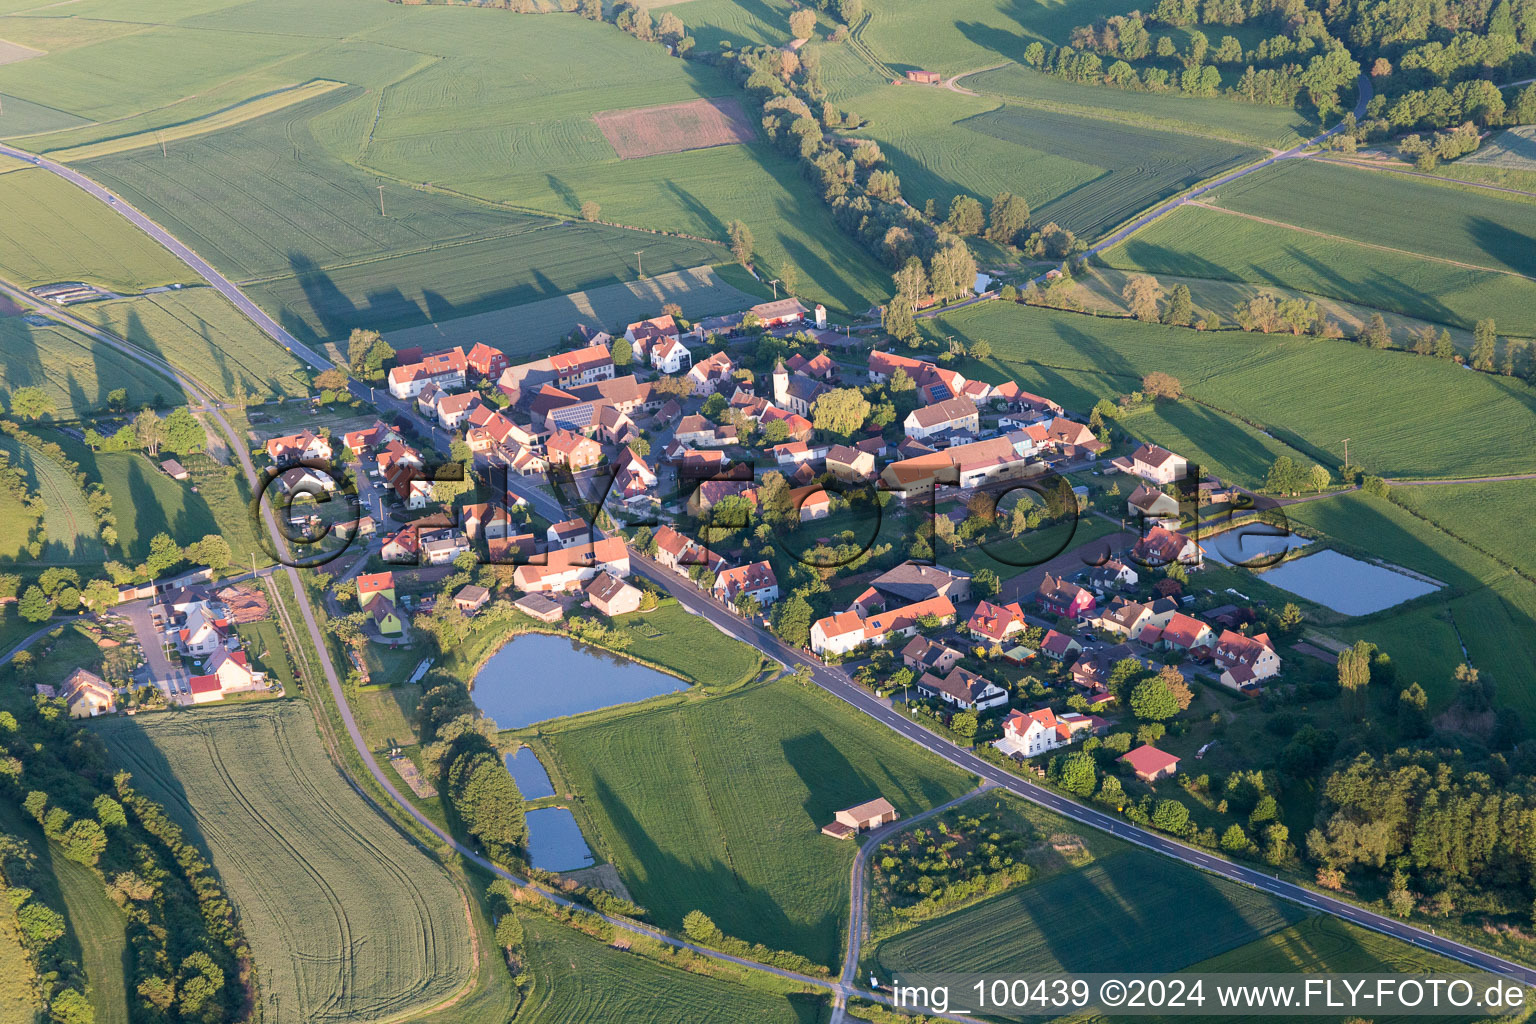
[50,78,344,161]
[0,36,44,64]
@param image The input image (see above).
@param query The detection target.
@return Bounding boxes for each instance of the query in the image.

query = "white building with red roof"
[1160,612,1214,653]
[1214,629,1281,689]
[712,560,779,610]
[810,596,955,656]
[387,346,467,399]
[1120,744,1180,781]
[264,430,332,466]
[967,599,1025,644]
[465,342,507,381]
[513,537,630,592]
[995,707,1075,758]
[188,649,266,704]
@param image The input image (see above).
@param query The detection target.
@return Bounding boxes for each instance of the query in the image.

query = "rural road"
[12,82,1536,1006]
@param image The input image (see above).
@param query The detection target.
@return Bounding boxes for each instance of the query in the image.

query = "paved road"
[0,620,69,667]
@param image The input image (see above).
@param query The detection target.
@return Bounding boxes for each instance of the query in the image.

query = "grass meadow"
[927,301,1536,480]
[856,0,1141,75]
[0,432,105,564]
[541,678,975,967]
[0,901,34,1024]
[1389,479,1536,580]
[94,703,480,1024]
[515,914,826,1024]
[73,288,313,402]
[611,600,768,690]
[0,314,179,418]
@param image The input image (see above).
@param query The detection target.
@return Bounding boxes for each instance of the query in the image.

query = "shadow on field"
[1115,239,1233,284]
[585,775,829,964]
[1469,216,1536,278]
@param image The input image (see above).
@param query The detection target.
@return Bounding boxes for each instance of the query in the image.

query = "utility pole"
[377,184,386,217]
[158,130,167,158]
[1341,437,1350,471]
[769,278,780,299]
[634,250,645,278]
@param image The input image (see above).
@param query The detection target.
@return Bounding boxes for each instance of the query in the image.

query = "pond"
[471,632,686,728]
[505,746,555,800]
[1203,527,1312,567]
[525,807,594,872]
[1257,548,1440,615]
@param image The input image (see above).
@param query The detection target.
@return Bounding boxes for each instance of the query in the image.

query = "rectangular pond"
[471,632,686,728]
[525,807,595,872]
[506,745,555,800]
[1257,548,1440,615]
[1203,527,1311,567]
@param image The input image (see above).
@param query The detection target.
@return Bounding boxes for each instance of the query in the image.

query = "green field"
[1390,479,1536,579]
[930,301,1536,480]
[53,855,130,1024]
[387,265,760,358]
[0,313,183,418]
[663,0,804,51]
[542,678,974,967]
[1105,203,1536,337]
[0,432,105,564]
[611,601,768,690]
[872,846,1305,975]
[0,901,34,1024]
[71,288,312,402]
[0,167,191,293]
[856,0,1138,75]
[516,914,826,1024]
[831,85,1256,240]
[966,63,1321,148]
[1461,124,1536,171]
[93,703,479,1024]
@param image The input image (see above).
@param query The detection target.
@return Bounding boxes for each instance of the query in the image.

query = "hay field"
[543,679,974,967]
[595,97,755,159]
[94,703,479,1024]
[0,314,179,417]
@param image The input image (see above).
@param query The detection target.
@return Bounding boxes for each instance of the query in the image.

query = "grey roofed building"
[869,562,972,604]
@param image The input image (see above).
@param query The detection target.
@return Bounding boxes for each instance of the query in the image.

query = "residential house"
[1088,558,1139,590]
[176,602,229,656]
[687,351,737,395]
[916,666,1008,710]
[453,585,491,615]
[904,396,979,440]
[1036,573,1096,619]
[625,315,692,371]
[549,344,615,389]
[1213,630,1281,690]
[264,430,333,466]
[1127,483,1181,523]
[461,502,513,541]
[357,572,397,609]
[381,525,420,563]
[901,636,962,675]
[870,563,972,605]
[811,596,955,656]
[465,342,507,382]
[651,525,726,575]
[771,440,816,467]
[387,346,467,399]
[369,595,405,636]
[826,444,876,483]
[1039,629,1082,662]
[1043,417,1106,458]
[547,519,591,549]
[545,429,603,470]
[435,391,482,431]
[786,351,836,379]
[420,528,471,565]
[994,707,1079,758]
[790,485,831,521]
[1120,744,1180,782]
[967,599,1026,644]
[586,572,643,616]
[188,649,266,704]
[675,415,722,447]
[713,560,779,611]
[513,537,630,592]
[880,435,1034,498]
[1161,612,1214,654]
[61,667,115,718]
[342,421,398,455]
[1131,525,1203,567]
[759,406,814,441]
[1114,443,1189,484]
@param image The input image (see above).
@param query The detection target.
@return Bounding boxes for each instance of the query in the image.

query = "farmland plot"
[858,0,1142,74]
[543,679,973,967]
[94,703,477,1024]
[0,433,104,564]
[594,97,755,159]
[0,315,179,417]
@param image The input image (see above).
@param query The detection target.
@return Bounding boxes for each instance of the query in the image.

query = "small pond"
[1258,548,1440,615]
[505,746,555,800]
[471,632,686,728]
[525,807,594,872]
[1204,528,1312,567]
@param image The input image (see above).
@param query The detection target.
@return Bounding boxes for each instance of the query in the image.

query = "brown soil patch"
[594,97,755,160]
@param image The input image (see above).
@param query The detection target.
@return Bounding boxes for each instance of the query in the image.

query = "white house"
[713,560,779,611]
[915,667,1008,711]
[1114,443,1188,484]
[994,707,1079,758]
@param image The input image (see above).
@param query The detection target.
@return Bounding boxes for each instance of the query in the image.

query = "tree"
[837,0,863,24]
[972,568,1000,599]
[580,200,601,222]
[134,409,164,457]
[1472,318,1497,371]
[772,593,814,647]
[951,710,978,738]
[1059,750,1097,795]
[1236,292,1283,333]
[1141,371,1182,400]
[727,220,754,267]
[1131,677,1180,721]
[1220,823,1250,853]
[144,532,184,578]
[1399,682,1431,737]
[1122,274,1164,322]
[17,585,50,623]
[347,328,394,380]
[985,191,1031,245]
[683,910,722,945]
[1159,665,1193,710]
[789,7,817,37]
[81,578,119,611]
[1265,455,1302,495]
[1359,313,1392,349]
[810,388,870,437]
[1151,798,1189,833]
[1162,284,1193,326]
[9,386,53,420]
[1308,464,1330,493]
[186,534,232,573]
[945,194,985,236]
[161,407,204,454]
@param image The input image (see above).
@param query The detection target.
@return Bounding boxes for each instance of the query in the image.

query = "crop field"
[0,314,178,417]
[966,63,1319,148]
[0,167,190,293]
[857,0,1140,74]
[928,302,1536,480]
[1461,124,1536,171]
[94,703,479,1024]
[0,433,104,564]
[873,847,1304,976]
[0,37,40,64]
[595,97,756,159]
[1104,204,1536,337]
[387,264,759,357]
[663,0,804,51]
[542,679,974,967]
[48,78,347,162]
[1389,479,1536,579]
[610,600,768,689]
[73,289,311,402]
[515,914,826,1024]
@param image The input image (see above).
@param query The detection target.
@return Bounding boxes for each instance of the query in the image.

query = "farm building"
[821,797,900,839]
[160,458,190,480]
[1120,744,1180,782]
[904,70,941,84]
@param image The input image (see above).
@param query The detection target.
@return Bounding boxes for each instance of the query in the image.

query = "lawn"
[515,914,827,1024]
[0,315,180,418]
[540,678,975,967]
[612,599,769,690]
[833,85,1257,240]
[0,432,105,564]
[929,301,1536,480]
[0,901,34,1024]
[93,702,480,1024]
[72,288,312,402]
[1104,203,1536,336]
[0,167,191,292]
[871,846,1304,975]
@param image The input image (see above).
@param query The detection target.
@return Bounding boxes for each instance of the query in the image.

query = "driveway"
[117,598,187,690]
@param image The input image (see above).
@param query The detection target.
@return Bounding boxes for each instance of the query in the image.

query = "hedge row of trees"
[0,693,250,1022]
[0,824,91,1023]
[2,420,119,551]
